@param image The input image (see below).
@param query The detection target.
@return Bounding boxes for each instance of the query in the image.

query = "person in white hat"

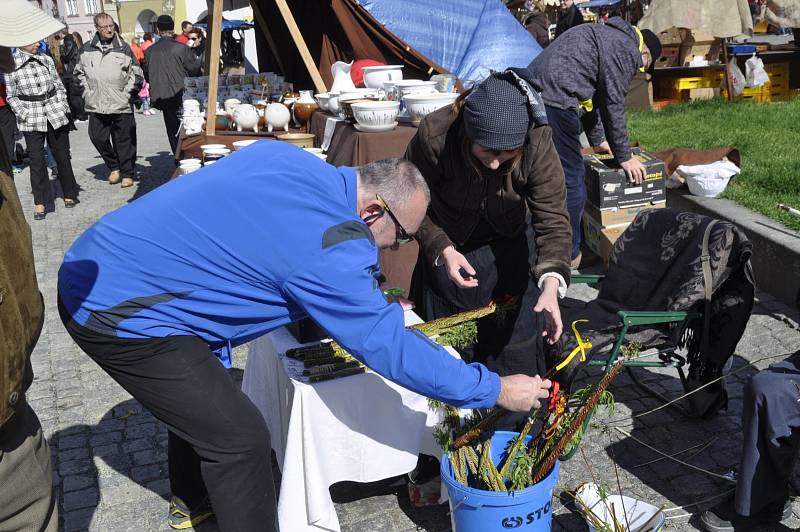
[0,1,66,530]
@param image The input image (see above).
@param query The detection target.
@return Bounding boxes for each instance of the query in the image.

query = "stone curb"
[667,188,800,310]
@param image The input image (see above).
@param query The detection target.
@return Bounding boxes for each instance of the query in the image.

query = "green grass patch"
[627,98,800,232]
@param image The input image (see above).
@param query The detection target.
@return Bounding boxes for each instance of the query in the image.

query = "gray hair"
[357,158,430,206]
[93,13,113,27]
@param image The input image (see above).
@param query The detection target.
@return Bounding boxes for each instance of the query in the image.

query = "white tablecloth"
[241,311,449,532]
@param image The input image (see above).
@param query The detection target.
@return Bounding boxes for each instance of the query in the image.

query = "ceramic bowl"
[314,93,331,112]
[361,65,404,89]
[327,91,341,115]
[200,144,227,151]
[338,88,380,101]
[394,80,438,99]
[277,133,316,148]
[303,147,327,159]
[403,92,459,125]
[232,139,259,151]
[351,101,401,127]
[338,96,379,121]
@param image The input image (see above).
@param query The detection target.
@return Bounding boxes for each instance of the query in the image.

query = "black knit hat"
[640,29,662,73]
[463,73,530,151]
[156,15,174,32]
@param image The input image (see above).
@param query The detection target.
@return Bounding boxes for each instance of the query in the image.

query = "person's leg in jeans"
[544,105,586,261]
[110,113,135,185]
[59,302,279,532]
[88,113,120,182]
[47,123,79,203]
[22,130,49,214]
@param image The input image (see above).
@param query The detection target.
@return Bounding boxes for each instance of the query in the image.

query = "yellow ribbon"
[555,319,592,372]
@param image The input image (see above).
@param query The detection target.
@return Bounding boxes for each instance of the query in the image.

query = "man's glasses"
[376,194,415,245]
[96,24,114,30]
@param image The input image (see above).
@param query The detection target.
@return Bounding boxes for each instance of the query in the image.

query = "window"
[66,0,78,16]
[84,0,98,14]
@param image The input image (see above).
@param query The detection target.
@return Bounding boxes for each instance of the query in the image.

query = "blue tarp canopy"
[194,19,254,31]
[358,0,541,87]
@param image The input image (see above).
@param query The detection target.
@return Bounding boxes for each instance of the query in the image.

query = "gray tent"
[638,0,753,38]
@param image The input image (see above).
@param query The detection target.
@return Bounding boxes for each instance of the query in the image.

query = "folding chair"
[550,208,755,459]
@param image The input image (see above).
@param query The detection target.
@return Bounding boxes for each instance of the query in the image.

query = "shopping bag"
[745,54,770,88]
[726,59,746,97]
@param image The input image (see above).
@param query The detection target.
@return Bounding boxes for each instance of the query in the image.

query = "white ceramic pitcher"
[330,61,356,93]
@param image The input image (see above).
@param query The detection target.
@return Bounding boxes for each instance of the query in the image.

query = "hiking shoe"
[168,496,214,530]
[699,496,792,532]
[121,177,134,188]
[108,169,121,184]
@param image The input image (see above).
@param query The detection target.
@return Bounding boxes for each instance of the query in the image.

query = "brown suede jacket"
[0,172,44,430]
[404,105,572,283]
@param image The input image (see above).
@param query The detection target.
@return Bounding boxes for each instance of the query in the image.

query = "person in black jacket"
[554,0,584,39]
[59,32,88,122]
[528,18,661,267]
[143,15,201,155]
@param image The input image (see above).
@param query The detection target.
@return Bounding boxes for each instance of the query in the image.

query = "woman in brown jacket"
[405,70,571,409]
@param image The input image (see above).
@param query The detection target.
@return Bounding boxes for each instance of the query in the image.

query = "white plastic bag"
[745,54,770,88]
[726,59,746,97]
[677,159,741,198]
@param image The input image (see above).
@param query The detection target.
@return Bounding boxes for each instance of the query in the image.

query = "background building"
[53,0,119,43]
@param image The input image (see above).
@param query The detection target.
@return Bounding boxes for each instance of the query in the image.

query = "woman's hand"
[440,246,479,288]
[533,277,563,344]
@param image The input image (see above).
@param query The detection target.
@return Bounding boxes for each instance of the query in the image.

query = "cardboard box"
[584,200,666,228]
[625,72,653,111]
[679,38,723,66]
[687,87,720,101]
[583,149,667,209]
[582,215,629,265]
[657,26,685,46]
[655,45,681,69]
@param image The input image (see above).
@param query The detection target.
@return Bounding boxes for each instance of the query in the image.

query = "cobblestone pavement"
[16,113,800,531]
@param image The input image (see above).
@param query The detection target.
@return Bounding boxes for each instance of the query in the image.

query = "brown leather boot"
[108,169,121,184]
[121,177,134,188]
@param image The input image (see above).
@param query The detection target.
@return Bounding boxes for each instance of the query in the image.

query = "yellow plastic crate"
[667,72,724,91]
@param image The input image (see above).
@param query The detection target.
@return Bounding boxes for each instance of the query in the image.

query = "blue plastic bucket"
[441,431,560,532]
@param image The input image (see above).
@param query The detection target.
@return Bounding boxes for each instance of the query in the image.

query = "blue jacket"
[58,140,500,409]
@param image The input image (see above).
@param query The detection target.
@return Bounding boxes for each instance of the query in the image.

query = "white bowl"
[351,100,401,127]
[394,80,438,99]
[315,93,331,112]
[403,92,459,125]
[200,144,227,151]
[361,65,404,89]
[232,139,259,151]
[328,91,341,115]
[339,88,380,101]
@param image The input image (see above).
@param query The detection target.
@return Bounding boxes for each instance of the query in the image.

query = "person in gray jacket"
[528,18,660,267]
[75,13,142,188]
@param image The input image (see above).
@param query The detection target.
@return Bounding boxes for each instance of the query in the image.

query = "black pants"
[0,105,18,170]
[88,113,136,178]
[735,351,800,516]
[24,124,78,205]
[544,105,586,260]
[411,227,545,380]
[58,296,279,532]
[156,94,182,155]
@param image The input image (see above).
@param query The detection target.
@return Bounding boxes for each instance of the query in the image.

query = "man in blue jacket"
[57,141,553,531]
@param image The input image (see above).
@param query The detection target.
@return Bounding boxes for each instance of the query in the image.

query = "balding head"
[356,158,430,250]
